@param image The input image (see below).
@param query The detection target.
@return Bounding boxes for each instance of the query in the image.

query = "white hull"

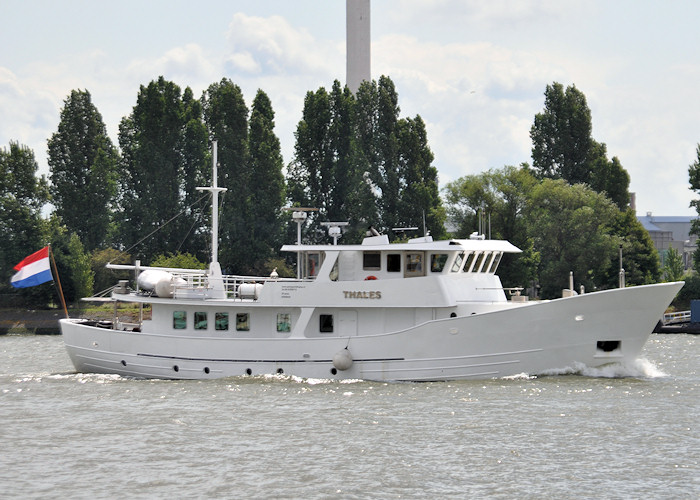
[61,282,681,381]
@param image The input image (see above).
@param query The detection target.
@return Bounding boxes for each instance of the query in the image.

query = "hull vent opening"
[597,340,621,352]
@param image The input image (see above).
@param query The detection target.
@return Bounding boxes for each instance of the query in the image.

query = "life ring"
[364,275,378,280]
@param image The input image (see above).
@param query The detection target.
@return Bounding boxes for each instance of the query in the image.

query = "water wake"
[537,358,667,379]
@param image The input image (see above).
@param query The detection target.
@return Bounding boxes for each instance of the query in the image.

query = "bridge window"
[215,312,229,330]
[306,252,321,278]
[464,252,477,272]
[194,312,208,330]
[451,252,464,272]
[488,252,503,273]
[173,311,187,329]
[430,254,448,272]
[363,251,381,270]
[236,313,249,331]
[405,252,425,277]
[387,253,401,272]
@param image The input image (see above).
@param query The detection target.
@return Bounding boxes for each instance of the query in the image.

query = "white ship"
[60,147,682,381]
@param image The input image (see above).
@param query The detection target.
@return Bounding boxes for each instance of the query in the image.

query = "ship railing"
[167,271,305,300]
[662,310,690,325]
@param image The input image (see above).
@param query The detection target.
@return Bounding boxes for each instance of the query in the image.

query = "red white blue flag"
[10,246,53,288]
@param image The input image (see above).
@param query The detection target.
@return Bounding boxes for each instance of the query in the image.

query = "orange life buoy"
[364,275,378,280]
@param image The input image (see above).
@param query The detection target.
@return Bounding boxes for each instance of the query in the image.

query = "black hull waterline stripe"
[137,353,404,363]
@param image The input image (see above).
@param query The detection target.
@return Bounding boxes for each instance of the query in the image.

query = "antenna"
[321,221,350,245]
[283,207,319,278]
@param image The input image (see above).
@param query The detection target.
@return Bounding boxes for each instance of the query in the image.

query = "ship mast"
[196,142,227,297]
[196,141,227,265]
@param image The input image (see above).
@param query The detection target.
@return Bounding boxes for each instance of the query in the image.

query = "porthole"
[173,365,179,372]
[330,367,338,375]
[277,368,284,374]
[204,367,210,374]
[121,360,127,366]
[245,368,252,376]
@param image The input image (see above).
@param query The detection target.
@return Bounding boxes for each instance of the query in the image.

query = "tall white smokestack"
[346,0,371,94]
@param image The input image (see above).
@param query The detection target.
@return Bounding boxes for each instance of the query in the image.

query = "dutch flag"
[10,246,53,288]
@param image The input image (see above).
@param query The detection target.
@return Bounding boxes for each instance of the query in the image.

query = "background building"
[638,212,698,269]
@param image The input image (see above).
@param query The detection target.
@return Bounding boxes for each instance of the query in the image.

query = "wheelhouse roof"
[281,238,522,254]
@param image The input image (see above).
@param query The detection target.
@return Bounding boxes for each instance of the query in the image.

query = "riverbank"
[0,305,145,335]
[0,309,66,335]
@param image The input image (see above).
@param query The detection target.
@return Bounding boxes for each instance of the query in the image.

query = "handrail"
[663,310,690,325]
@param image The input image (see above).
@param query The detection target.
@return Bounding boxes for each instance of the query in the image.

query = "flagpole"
[49,245,69,319]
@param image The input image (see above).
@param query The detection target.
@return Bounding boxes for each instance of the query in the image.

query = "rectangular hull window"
[173,311,187,329]
[277,313,291,332]
[215,312,229,331]
[194,312,208,330]
[320,314,334,333]
[236,313,250,331]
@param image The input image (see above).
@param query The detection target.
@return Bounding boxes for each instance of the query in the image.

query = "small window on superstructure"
[194,312,208,330]
[430,254,448,273]
[387,253,401,272]
[215,312,229,330]
[363,251,381,270]
[451,252,465,272]
[173,311,187,329]
[306,252,321,278]
[319,314,334,333]
[488,252,503,273]
[236,313,249,331]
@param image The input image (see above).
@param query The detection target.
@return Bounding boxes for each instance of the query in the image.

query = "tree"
[91,248,131,294]
[0,142,50,307]
[531,82,631,209]
[396,115,446,239]
[45,219,94,304]
[662,247,684,282]
[688,144,700,270]
[444,165,538,287]
[117,77,208,263]
[588,140,630,210]
[531,83,592,183]
[607,208,661,286]
[288,80,377,243]
[48,90,119,251]
[365,76,402,233]
[526,180,619,298]
[201,78,250,272]
[246,89,286,273]
[289,76,443,243]
[151,252,206,270]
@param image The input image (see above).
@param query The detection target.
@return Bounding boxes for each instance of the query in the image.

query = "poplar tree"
[246,89,286,273]
[0,142,50,305]
[201,78,250,272]
[117,77,208,262]
[48,89,119,251]
[530,82,630,209]
[289,76,443,242]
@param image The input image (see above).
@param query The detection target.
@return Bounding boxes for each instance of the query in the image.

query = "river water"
[0,334,697,499]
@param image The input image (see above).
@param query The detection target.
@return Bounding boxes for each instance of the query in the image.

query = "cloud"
[224,13,343,77]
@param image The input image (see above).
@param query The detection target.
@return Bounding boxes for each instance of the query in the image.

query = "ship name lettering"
[343,290,382,299]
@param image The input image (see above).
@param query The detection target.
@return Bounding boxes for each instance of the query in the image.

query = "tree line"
[0,77,679,307]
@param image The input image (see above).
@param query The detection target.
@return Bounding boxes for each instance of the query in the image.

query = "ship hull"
[60,282,682,381]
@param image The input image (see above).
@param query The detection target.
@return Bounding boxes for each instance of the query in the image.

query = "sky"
[2,0,700,217]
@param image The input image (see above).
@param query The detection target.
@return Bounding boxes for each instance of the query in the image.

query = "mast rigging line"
[121,192,212,256]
